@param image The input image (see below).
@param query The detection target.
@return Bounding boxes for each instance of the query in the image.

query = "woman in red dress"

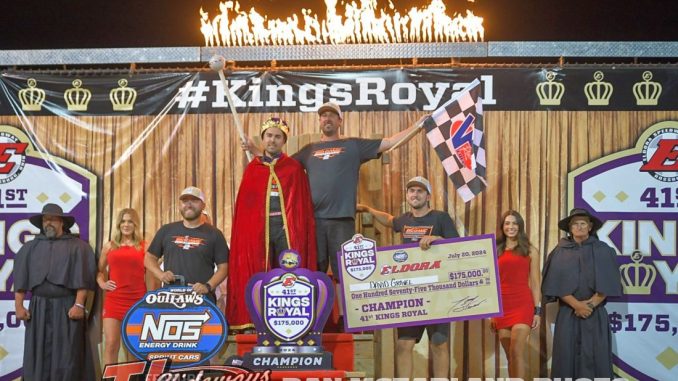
[492,210,541,379]
[98,208,151,366]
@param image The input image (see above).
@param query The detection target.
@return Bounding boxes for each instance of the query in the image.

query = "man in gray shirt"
[145,186,229,302]
[292,102,425,279]
[358,176,458,379]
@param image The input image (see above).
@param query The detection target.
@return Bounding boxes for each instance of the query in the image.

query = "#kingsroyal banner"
[0,125,97,379]
[567,121,678,381]
[338,234,502,332]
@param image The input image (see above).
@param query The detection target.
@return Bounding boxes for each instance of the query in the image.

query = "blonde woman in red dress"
[492,210,542,379]
[98,208,152,366]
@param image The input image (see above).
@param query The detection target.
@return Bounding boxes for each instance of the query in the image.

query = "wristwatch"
[205,282,212,292]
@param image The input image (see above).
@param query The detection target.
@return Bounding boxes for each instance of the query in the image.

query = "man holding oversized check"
[357,176,460,379]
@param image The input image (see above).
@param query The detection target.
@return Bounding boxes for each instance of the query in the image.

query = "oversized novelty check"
[338,234,502,332]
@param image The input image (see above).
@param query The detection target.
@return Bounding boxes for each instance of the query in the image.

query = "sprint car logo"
[122,287,226,368]
[312,147,345,160]
[172,235,206,250]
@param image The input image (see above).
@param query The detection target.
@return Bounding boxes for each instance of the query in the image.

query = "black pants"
[268,215,289,269]
[315,217,355,279]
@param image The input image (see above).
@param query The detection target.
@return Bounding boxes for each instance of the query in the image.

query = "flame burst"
[200,0,484,46]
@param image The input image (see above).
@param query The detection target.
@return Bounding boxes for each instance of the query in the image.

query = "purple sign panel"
[568,121,677,380]
[338,233,502,333]
[0,125,97,380]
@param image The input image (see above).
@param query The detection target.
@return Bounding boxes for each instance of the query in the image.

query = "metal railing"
[1,42,677,67]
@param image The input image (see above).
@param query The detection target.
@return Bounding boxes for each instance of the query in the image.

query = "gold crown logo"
[109,79,137,111]
[18,78,46,111]
[632,71,662,106]
[620,250,656,295]
[536,71,565,106]
[64,79,92,111]
[584,71,613,106]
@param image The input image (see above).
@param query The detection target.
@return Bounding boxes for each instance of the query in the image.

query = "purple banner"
[568,121,678,380]
[0,125,97,379]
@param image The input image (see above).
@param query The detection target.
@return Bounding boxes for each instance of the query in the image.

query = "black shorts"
[397,323,450,345]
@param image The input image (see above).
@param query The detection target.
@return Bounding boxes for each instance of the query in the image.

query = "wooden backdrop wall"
[2,109,676,378]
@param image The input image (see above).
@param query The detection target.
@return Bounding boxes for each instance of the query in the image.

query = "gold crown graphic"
[64,79,92,111]
[633,71,662,106]
[620,250,656,295]
[18,78,46,111]
[584,71,613,106]
[109,79,137,111]
[536,71,565,106]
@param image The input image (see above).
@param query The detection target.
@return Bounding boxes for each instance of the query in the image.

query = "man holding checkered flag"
[423,79,486,202]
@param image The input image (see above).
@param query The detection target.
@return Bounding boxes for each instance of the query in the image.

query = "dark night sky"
[2,0,677,49]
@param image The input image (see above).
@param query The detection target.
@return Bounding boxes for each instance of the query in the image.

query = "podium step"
[217,333,374,377]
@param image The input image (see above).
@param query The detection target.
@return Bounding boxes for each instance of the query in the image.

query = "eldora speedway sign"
[568,121,678,381]
[122,286,227,368]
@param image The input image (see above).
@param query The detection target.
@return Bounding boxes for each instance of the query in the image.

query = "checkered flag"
[423,79,486,202]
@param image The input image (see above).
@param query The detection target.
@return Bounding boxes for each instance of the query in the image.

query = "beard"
[181,207,201,221]
[44,225,57,238]
[321,123,338,137]
[409,199,427,210]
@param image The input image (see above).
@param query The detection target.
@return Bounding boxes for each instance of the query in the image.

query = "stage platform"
[219,333,374,377]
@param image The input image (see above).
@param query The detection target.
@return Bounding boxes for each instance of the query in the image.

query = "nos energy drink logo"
[122,286,227,368]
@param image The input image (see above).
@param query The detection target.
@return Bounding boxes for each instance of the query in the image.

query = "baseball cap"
[179,186,205,202]
[317,101,342,118]
[406,176,432,194]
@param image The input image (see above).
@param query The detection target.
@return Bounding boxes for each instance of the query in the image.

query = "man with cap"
[291,102,426,280]
[145,186,229,302]
[228,117,317,332]
[542,208,621,378]
[357,176,459,378]
[244,103,425,329]
[13,203,97,380]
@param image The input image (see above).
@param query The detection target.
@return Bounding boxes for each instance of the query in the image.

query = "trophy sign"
[243,250,334,370]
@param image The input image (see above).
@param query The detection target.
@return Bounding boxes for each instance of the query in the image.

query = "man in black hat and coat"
[541,208,622,378]
[13,203,97,381]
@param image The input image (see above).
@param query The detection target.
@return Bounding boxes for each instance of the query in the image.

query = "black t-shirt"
[292,138,381,219]
[147,221,229,285]
[392,210,459,243]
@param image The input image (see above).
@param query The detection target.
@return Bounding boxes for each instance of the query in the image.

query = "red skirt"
[102,292,145,320]
[494,288,534,329]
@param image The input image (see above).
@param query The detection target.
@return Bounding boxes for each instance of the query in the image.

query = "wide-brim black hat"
[29,203,76,230]
[558,207,603,232]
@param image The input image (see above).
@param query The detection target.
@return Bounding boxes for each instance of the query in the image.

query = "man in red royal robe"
[227,117,317,332]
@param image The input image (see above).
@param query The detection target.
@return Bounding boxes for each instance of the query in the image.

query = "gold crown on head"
[633,71,662,106]
[64,79,92,111]
[18,78,46,111]
[260,117,290,138]
[536,71,565,106]
[620,250,656,295]
[109,79,137,111]
[584,71,614,106]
